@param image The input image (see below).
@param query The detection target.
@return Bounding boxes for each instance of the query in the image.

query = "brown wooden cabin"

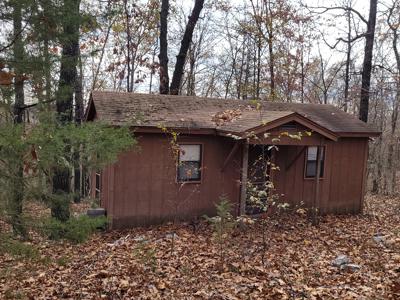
[86,91,380,228]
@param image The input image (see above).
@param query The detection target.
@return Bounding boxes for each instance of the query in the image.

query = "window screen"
[177,144,202,182]
[305,146,324,178]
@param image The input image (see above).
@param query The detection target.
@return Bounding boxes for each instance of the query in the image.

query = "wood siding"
[273,137,369,214]
[99,133,242,228]
[93,131,369,228]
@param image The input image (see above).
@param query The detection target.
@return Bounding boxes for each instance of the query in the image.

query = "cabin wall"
[273,137,369,214]
[99,133,242,228]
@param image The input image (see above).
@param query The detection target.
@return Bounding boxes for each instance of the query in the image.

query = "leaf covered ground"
[1,195,400,299]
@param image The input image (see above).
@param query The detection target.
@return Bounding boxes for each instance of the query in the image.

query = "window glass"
[178,144,202,182]
[180,144,201,161]
[95,172,101,198]
[307,146,318,161]
[305,146,324,178]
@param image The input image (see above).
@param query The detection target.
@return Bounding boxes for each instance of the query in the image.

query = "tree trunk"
[11,0,26,236]
[53,0,81,220]
[124,0,131,92]
[256,38,261,100]
[344,8,352,112]
[267,32,275,101]
[186,43,196,95]
[359,0,377,122]
[149,44,157,93]
[75,52,84,124]
[169,0,205,95]
[56,0,80,123]
[159,0,169,94]
[74,51,84,201]
[243,44,250,100]
[43,32,51,104]
[300,50,305,103]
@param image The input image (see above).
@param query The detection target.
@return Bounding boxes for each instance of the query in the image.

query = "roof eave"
[132,126,217,135]
[218,112,339,142]
[336,131,381,138]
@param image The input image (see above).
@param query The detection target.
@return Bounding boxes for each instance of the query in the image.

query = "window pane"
[95,173,100,190]
[306,161,317,177]
[307,146,317,160]
[178,161,201,181]
[306,146,325,178]
[179,145,201,162]
[95,173,101,199]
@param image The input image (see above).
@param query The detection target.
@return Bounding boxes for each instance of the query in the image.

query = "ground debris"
[1,194,399,299]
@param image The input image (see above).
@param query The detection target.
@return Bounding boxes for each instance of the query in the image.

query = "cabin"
[85,91,380,228]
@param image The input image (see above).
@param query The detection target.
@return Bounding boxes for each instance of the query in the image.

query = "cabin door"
[246,144,273,215]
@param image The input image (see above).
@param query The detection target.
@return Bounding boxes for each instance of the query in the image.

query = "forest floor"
[1,195,400,299]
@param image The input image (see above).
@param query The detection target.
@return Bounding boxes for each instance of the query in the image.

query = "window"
[95,172,101,198]
[305,146,324,178]
[280,122,297,130]
[177,144,202,182]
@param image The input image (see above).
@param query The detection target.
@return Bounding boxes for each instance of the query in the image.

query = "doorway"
[246,144,274,215]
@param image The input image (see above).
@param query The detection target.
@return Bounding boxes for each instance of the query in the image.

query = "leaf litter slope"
[0,194,399,299]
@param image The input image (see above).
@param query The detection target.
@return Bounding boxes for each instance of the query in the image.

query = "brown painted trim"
[239,142,249,215]
[337,132,381,138]
[134,126,217,135]
[221,141,241,172]
[312,140,324,225]
[360,140,369,212]
[217,113,339,141]
[251,113,339,141]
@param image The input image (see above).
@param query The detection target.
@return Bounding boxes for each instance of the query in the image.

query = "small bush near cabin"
[133,242,158,272]
[41,215,107,244]
[205,196,236,269]
[0,234,39,260]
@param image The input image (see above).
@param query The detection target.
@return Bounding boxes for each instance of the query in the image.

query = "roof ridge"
[91,90,340,108]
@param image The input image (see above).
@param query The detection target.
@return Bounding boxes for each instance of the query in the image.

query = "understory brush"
[0,233,39,260]
[40,215,107,244]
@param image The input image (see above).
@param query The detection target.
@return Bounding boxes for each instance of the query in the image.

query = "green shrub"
[41,215,107,243]
[56,255,70,267]
[0,234,39,260]
[133,242,157,272]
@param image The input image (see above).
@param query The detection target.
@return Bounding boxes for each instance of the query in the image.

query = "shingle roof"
[88,91,380,137]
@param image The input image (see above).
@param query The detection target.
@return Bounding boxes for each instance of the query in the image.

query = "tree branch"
[306,5,368,25]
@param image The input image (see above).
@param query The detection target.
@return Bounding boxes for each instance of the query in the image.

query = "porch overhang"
[217,112,339,142]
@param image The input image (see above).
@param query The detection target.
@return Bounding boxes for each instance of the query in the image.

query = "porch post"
[312,138,323,225]
[239,141,249,215]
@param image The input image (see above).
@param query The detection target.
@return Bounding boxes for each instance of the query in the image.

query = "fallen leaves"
[212,109,242,126]
[0,194,399,299]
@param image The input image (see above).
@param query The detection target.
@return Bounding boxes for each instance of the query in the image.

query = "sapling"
[205,196,236,270]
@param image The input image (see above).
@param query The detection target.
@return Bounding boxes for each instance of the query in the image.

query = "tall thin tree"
[11,0,26,235]
[359,0,377,122]
[159,0,169,94]
[52,0,81,221]
[169,0,205,95]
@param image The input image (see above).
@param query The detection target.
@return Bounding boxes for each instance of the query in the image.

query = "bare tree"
[359,0,378,122]
[169,0,205,95]
[159,0,169,94]
[386,0,400,194]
